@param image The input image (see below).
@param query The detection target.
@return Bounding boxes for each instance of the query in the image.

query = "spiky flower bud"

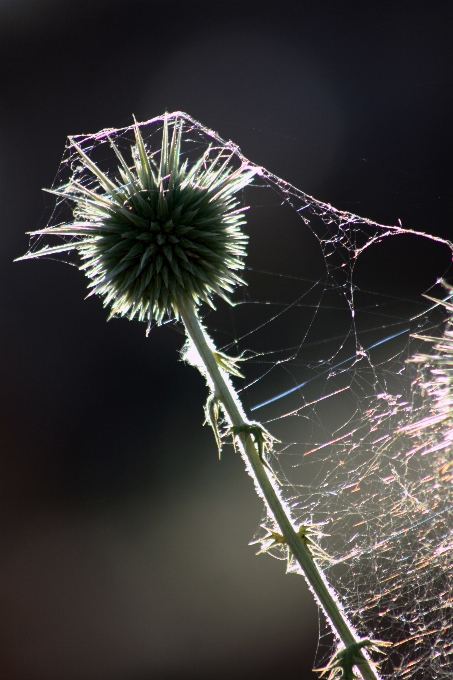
[22,115,258,325]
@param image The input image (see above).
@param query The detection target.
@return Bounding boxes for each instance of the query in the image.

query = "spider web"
[26,112,453,679]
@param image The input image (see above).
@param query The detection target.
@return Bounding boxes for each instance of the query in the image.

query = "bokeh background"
[1,2,453,679]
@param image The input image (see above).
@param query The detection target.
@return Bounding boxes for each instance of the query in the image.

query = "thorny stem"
[178,298,381,680]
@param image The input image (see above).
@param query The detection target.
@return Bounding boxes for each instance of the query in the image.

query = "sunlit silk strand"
[251,327,410,411]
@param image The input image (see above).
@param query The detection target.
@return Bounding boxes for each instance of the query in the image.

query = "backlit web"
[27,113,453,679]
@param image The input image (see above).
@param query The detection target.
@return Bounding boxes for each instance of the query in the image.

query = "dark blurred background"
[1,1,453,679]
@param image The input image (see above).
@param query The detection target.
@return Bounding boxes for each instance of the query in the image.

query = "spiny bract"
[402,282,453,454]
[24,116,258,325]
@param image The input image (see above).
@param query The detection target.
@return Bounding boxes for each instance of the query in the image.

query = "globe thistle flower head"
[22,114,259,327]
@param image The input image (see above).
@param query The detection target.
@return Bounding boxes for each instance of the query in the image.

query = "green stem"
[178,299,381,680]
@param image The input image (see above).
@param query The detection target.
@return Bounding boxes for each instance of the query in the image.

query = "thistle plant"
[18,114,383,680]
